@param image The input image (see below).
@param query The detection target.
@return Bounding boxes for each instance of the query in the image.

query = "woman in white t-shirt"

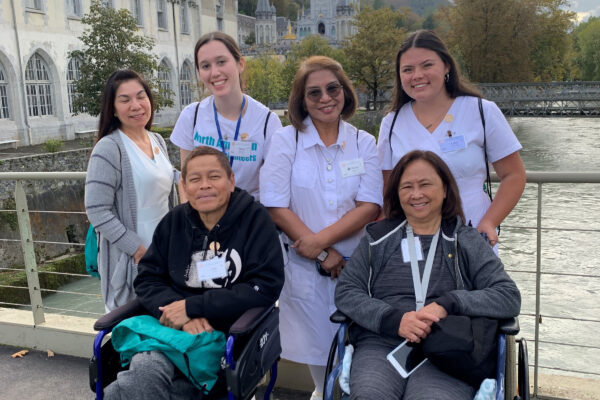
[260,56,382,400]
[170,31,282,200]
[85,70,178,311]
[377,30,526,247]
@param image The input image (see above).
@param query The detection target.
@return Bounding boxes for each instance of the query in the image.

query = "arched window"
[158,60,172,101]
[0,63,10,119]
[318,22,325,35]
[180,61,194,106]
[25,53,54,117]
[66,57,82,114]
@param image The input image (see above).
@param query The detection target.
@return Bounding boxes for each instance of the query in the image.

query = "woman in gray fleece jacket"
[335,150,520,399]
[85,70,178,311]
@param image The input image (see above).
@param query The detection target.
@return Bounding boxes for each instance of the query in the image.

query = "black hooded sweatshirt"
[134,188,284,333]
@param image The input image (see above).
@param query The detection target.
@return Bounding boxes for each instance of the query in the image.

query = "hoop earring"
[444,73,450,83]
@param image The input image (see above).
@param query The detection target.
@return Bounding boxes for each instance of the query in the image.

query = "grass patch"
[0,254,87,306]
[0,198,18,231]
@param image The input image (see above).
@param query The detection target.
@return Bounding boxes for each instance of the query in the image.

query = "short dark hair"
[288,55,357,131]
[181,146,232,181]
[97,70,155,141]
[194,31,244,88]
[389,30,481,112]
[383,150,464,223]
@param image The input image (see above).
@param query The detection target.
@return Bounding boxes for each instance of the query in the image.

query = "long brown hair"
[194,31,244,89]
[288,56,357,131]
[389,30,481,112]
[97,70,154,141]
[383,150,464,223]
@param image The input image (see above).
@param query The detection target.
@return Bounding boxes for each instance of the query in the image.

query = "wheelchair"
[89,298,281,400]
[324,311,530,400]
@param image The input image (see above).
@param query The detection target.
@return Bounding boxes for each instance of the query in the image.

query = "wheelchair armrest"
[93,298,145,331]
[329,310,350,324]
[498,317,520,336]
[229,304,275,336]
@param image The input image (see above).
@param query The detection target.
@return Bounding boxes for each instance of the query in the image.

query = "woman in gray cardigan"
[85,70,178,311]
[334,150,520,399]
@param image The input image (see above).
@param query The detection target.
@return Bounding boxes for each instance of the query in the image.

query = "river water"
[499,117,600,379]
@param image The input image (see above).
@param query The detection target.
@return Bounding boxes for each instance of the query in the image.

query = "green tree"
[70,0,171,116]
[244,53,286,106]
[342,7,406,108]
[443,0,575,83]
[281,35,345,95]
[529,0,574,81]
[572,17,600,80]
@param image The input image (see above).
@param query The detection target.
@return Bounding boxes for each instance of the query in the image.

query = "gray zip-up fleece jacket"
[335,217,520,339]
[85,131,178,311]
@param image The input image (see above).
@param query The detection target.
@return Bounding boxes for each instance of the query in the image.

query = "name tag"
[439,135,467,153]
[401,237,423,262]
[196,257,228,281]
[229,141,253,157]
[339,158,365,178]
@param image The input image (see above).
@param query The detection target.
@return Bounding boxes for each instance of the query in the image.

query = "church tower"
[255,0,277,45]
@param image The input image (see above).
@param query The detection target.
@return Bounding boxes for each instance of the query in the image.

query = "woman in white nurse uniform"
[377,30,526,247]
[260,56,382,400]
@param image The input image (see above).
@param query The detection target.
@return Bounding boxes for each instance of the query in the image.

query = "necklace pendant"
[154,146,159,154]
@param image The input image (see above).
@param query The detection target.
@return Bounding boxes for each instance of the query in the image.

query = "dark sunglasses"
[305,83,343,102]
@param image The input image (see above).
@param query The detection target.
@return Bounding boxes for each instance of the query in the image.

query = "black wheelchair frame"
[89,298,281,400]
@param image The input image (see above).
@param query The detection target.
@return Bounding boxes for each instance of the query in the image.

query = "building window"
[66,57,82,114]
[157,0,167,29]
[101,0,113,7]
[132,0,143,25]
[180,1,190,34]
[26,0,43,10]
[158,60,172,101]
[67,0,82,16]
[25,53,54,117]
[180,62,193,106]
[0,64,10,119]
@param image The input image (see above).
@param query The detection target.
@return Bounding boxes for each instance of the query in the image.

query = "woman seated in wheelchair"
[335,150,520,399]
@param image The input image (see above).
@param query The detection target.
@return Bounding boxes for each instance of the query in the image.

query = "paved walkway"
[0,344,309,400]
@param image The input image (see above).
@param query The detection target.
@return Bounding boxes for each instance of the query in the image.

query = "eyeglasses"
[305,83,343,102]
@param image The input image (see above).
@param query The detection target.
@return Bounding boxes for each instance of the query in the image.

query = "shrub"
[44,139,64,153]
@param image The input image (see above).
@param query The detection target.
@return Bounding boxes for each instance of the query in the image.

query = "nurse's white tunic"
[377,96,522,228]
[260,117,382,365]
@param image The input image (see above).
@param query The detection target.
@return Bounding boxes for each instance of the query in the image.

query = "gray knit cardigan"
[85,131,178,311]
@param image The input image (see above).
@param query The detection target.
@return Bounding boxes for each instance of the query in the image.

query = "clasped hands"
[292,233,345,278]
[398,302,448,343]
[158,300,213,335]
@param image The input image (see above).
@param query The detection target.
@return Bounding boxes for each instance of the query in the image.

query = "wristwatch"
[317,250,329,262]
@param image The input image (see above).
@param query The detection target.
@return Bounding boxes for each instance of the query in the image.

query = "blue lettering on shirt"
[193,133,258,163]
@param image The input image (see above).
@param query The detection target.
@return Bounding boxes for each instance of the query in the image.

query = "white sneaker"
[309,390,323,400]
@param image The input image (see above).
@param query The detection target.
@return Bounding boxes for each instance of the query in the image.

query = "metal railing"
[1,171,600,398]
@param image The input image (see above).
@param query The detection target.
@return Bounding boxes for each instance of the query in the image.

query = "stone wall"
[0,143,180,269]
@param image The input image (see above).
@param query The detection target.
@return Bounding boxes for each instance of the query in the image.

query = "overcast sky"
[568,0,600,22]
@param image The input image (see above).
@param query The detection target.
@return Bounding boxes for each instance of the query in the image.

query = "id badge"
[401,237,424,262]
[196,257,228,281]
[229,141,253,157]
[439,135,467,153]
[339,158,365,178]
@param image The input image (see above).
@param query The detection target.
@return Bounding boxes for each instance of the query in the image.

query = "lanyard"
[406,224,440,311]
[213,95,245,166]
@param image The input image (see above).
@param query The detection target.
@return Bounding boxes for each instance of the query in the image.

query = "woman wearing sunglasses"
[260,56,382,400]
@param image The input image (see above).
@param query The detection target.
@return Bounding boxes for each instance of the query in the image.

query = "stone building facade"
[0,0,237,146]
[297,0,358,42]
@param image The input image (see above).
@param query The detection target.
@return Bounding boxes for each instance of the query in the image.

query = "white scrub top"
[260,117,383,365]
[377,96,522,228]
[170,95,282,200]
[120,130,173,249]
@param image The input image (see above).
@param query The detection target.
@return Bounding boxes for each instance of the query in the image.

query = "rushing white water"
[500,117,600,378]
